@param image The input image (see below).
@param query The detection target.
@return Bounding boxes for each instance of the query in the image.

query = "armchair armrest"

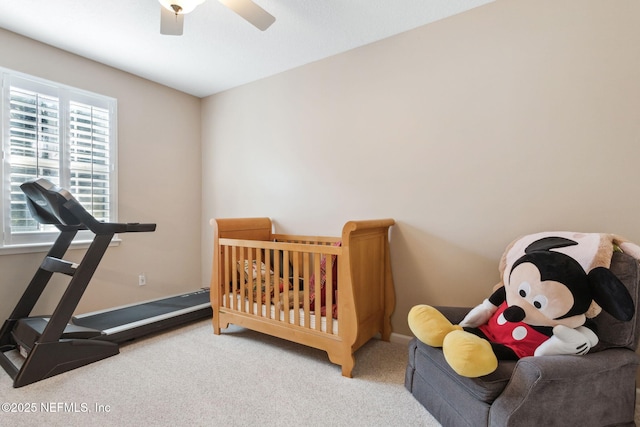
[435,306,471,325]
[490,348,640,426]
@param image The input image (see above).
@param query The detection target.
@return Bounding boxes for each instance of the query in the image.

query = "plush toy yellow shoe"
[408,305,462,347]
[442,330,498,378]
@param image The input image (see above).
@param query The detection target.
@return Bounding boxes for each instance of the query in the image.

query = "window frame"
[0,67,118,254]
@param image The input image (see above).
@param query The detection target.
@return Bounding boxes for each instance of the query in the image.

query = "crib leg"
[212,318,229,335]
[340,355,355,378]
[381,318,392,342]
[328,350,355,378]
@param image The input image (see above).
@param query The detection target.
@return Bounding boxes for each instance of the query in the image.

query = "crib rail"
[216,237,342,335]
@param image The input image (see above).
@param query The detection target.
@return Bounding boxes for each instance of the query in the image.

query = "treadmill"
[0,178,211,388]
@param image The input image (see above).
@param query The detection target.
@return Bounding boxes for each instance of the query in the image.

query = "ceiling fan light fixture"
[159,0,205,15]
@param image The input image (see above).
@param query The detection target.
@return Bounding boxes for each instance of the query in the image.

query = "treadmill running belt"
[73,291,210,331]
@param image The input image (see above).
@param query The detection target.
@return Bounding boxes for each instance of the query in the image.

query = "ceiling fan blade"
[218,0,276,31]
[160,6,184,35]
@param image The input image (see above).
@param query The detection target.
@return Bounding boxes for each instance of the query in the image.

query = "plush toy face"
[502,235,635,330]
[505,262,586,329]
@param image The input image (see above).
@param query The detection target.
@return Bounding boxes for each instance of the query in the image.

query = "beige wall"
[0,29,203,321]
[201,0,640,336]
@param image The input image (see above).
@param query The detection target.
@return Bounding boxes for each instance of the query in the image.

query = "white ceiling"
[0,0,493,98]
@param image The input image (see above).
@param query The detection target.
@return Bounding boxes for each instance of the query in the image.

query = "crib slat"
[292,251,300,326]
[314,253,321,331]
[264,248,272,317]
[254,248,261,315]
[273,249,281,320]
[303,252,310,328]
[326,255,333,333]
[224,246,230,309]
[282,250,290,323]
[231,246,238,310]
[249,248,254,313]
[240,247,247,313]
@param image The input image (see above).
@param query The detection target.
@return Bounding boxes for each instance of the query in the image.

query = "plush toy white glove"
[534,325,599,356]
[459,299,498,328]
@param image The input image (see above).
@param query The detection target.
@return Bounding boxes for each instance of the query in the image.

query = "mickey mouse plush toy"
[408,234,636,378]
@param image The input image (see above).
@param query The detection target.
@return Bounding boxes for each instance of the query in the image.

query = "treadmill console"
[20,178,82,226]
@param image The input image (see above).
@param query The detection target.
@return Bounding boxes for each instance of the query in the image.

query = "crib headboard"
[211,217,272,241]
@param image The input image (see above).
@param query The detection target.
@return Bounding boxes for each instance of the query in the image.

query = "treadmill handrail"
[63,200,156,234]
[19,178,155,235]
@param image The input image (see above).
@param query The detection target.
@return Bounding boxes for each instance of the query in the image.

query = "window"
[1,68,117,252]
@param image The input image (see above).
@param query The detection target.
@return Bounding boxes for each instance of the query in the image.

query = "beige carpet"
[2,320,638,426]
[0,320,438,426]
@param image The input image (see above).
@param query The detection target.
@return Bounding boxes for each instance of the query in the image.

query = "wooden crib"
[209,217,395,377]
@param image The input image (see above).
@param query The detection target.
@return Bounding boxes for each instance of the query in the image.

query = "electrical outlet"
[138,273,147,286]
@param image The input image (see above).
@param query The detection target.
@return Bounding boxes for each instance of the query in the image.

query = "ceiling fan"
[159,0,276,35]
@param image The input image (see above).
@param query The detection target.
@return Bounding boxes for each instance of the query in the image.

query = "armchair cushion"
[411,337,515,404]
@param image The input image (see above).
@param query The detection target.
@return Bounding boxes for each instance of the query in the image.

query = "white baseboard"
[390,332,413,346]
[371,332,413,346]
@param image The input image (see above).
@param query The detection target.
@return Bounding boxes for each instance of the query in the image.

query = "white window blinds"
[9,86,61,233]
[69,101,112,223]
[1,69,117,249]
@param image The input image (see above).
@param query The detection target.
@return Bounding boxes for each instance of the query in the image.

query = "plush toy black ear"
[588,267,635,321]
[525,236,578,253]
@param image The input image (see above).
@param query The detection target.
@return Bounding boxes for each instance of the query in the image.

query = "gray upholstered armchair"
[405,250,640,426]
